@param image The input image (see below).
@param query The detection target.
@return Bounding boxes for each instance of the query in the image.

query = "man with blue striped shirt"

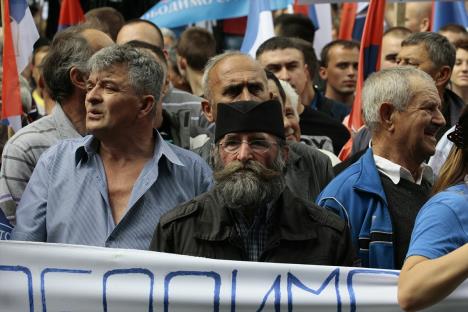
[11,44,213,250]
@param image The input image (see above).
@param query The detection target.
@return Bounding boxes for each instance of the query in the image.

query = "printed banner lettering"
[1,241,467,311]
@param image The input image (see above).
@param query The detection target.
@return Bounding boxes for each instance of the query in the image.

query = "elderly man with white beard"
[150,100,355,265]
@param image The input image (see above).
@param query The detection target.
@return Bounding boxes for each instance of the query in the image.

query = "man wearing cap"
[150,100,354,265]
[196,51,335,202]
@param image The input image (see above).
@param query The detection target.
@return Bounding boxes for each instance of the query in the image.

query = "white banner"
[0,241,467,311]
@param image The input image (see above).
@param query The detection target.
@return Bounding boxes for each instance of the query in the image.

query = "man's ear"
[202,100,215,123]
[70,67,87,91]
[318,66,328,80]
[420,17,430,32]
[178,57,187,70]
[163,48,169,62]
[139,95,156,118]
[177,56,187,78]
[434,66,452,88]
[379,102,396,132]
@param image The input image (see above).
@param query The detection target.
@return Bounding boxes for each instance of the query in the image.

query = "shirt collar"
[373,154,434,185]
[74,130,184,167]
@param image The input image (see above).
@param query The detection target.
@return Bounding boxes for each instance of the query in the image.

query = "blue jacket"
[316,148,395,269]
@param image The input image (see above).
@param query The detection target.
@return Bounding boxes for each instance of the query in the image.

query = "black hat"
[215,100,285,142]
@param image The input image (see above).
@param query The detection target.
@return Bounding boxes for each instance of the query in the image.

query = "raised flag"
[292,0,319,29]
[240,0,276,57]
[432,0,468,32]
[338,3,357,40]
[1,0,39,132]
[143,0,291,29]
[340,0,385,160]
[58,0,84,31]
[312,3,333,56]
[348,0,385,132]
[338,3,368,41]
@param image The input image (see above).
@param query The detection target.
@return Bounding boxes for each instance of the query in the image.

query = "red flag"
[338,3,357,40]
[339,0,385,160]
[2,0,23,130]
[347,0,385,132]
[58,0,84,30]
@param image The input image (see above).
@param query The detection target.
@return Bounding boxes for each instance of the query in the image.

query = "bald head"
[404,2,432,32]
[201,52,270,122]
[116,20,164,48]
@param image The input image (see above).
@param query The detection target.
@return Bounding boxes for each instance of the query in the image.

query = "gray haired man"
[12,44,212,250]
[317,67,446,270]
[0,25,113,224]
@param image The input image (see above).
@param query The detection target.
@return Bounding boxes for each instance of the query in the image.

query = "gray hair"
[401,32,456,69]
[88,44,165,103]
[362,67,435,132]
[279,80,300,120]
[42,25,94,103]
[202,51,256,101]
[213,145,286,209]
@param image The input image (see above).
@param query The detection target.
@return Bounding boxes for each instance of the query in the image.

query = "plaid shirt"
[229,204,273,261]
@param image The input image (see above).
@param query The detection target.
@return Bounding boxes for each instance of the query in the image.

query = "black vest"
[379,173,432,269]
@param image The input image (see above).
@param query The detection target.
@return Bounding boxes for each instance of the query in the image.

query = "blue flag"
[241,0,275,56]
[0,209,12,240]
[433,1,468,32]
[308,5,319,30]
[143,0,290,29]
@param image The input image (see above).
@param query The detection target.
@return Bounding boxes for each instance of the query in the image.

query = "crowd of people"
[0,2,468,311]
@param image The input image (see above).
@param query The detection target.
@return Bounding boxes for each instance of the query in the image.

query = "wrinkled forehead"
[212,57,267,85]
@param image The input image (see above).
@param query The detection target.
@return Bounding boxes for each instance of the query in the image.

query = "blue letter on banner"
[347,269,399,312]
[103,268,154,312]
[0,265,34,312]
[257,275,281,312]
[287,268,341,312]
[164,271,221,312]
[41,268,92,312]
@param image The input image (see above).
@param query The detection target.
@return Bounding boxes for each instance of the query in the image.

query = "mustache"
[214,160,281,182]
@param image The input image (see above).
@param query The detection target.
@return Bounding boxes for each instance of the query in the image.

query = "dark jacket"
[150,187,355,266]
[312,88,350,122]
